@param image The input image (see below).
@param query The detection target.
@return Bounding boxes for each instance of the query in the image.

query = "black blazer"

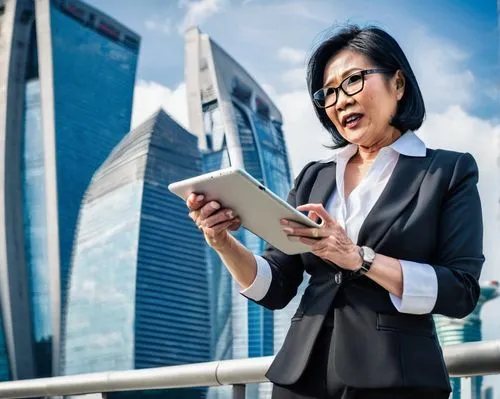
[244,148,484,391]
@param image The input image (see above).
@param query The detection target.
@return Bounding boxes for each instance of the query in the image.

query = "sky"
[86,0,499,393]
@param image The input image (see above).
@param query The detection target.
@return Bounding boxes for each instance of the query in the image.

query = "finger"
[228,218,242,231]
[204,209,236,228]
[186,193,205,210]
[296,203,332,225]
[283,225,328,239]
[280,219,315,229]
[200,201,222,218]
[287,236,322,246]
[188,209,199,222]
[308,211,322,224]
[205,219,237,235]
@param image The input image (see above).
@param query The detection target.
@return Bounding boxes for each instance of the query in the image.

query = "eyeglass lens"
[316,72,364,108]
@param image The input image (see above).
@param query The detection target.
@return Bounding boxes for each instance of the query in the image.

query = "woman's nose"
[335,89,355,112]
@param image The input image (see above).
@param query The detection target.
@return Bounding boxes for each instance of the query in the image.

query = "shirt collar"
[321,130,427,163]
[389,130,427,157]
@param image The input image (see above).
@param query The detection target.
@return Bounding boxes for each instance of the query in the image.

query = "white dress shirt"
[240,131,438,315]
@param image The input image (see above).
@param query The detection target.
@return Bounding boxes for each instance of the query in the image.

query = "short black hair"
[306,24,426,148]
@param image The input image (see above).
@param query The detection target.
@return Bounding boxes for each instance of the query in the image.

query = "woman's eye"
[347,74,362,85]
[325,87,335,96]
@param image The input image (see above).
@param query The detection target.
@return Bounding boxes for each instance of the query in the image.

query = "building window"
[61,2,86,23]
[231,77,252,105]
[255,96,270,120]
[97,21,120,41]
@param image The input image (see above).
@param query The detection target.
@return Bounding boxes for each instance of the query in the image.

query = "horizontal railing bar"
[0,357,274,398]
[444,340,500,377]
[0,340,498,398]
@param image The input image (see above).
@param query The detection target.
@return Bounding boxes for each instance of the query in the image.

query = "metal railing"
[0,340,499,398]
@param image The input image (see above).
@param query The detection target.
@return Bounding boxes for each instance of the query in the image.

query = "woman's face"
[322,49,404,147]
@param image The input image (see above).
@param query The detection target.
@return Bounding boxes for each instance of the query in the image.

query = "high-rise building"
[185,27,304,398]
[62,110,210,398]
[0,0,139,379]
[434,281,499,399]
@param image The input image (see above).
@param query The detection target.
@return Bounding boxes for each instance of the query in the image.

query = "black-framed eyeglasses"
[313,68,392,109]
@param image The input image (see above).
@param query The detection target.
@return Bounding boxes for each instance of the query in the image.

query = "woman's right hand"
[186,193,241,251]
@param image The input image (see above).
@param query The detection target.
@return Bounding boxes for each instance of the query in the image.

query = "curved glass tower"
[185,27,306,398]
[434,281,499,399]
[62,110,210,397]
[0,0,139,378]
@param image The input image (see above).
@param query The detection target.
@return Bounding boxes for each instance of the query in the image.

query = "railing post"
[233,384,246,399]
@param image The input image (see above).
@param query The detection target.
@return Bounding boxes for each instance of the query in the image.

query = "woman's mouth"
[343,113,363,129]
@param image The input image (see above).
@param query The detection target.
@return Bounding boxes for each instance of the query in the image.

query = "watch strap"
[355,246,373,275]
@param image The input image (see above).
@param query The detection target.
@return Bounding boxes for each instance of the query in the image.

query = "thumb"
[308,211,323,225]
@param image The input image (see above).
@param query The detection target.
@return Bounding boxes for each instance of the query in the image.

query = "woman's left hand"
[281,203,361,271]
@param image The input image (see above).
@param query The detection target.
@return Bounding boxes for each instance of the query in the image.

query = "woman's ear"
[394,70,405,101]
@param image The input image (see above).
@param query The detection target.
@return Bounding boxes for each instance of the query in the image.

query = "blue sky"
[86,0,500,393]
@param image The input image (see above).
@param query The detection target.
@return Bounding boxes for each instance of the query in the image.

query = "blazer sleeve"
[431,152,485,318]
[241,162,315,310]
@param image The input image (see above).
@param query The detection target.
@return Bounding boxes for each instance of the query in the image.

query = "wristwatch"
[354,246,376,276]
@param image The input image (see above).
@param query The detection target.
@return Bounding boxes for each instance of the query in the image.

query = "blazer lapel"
[357,152,432,250]
[305,162,341,271]
[307,162,337,206]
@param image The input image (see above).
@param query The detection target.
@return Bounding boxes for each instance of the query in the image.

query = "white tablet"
[168,167,323,255]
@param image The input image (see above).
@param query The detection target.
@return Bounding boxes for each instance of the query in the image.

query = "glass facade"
[17,1,139,377]
[63,111,209,398]
[63,181,142,373]
[0,308,9,381]
[22,78,52,377]
[49,4,138,313]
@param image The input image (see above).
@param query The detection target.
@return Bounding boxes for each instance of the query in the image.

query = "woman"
[185,25,484,398]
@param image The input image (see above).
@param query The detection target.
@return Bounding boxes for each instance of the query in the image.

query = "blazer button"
[334,272,343,285]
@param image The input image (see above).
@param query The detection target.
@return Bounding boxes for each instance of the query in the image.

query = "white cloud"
[177,0,227,34]
[404,27,475,113]
[274,1,331,24]
[144,18,172,35]
[281,67,307,90]
[131,80,189,131]
[278,46,307,65]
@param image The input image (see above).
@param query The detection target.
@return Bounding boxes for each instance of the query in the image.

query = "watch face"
[362,246,376,262]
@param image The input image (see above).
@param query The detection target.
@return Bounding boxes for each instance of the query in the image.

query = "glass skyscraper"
[62,110,210,398]
[0,0,139,379]
[185,27,305,398]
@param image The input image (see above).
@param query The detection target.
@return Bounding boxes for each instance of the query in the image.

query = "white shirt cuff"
[389,260,438,314]
[240,255,273,301]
